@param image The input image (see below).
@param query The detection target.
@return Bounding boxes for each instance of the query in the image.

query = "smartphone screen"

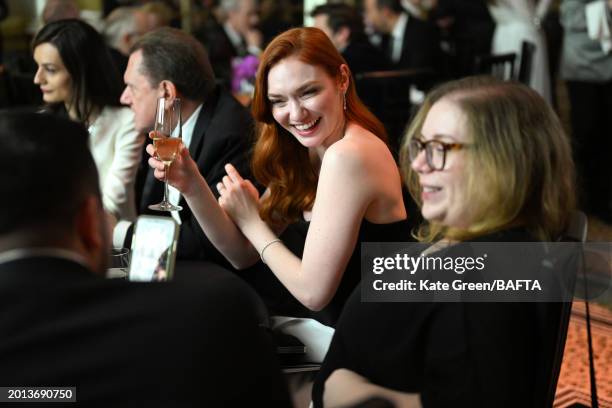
[129,215,179,281]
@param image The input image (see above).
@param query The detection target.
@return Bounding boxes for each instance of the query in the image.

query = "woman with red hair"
[148,27,409,325]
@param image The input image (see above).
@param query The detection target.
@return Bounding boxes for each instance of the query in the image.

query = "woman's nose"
[289,100,306,122]
[33,68,43,85]
[411,148,431,173]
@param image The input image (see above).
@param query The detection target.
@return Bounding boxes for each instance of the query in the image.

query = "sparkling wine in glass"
[149,97,183,211]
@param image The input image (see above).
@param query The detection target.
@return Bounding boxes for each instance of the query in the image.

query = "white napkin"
[271,316,335,363]
[586,0,612,54]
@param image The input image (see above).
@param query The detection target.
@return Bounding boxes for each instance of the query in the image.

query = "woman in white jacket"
[32,19,144,222]
[488,0,553,103]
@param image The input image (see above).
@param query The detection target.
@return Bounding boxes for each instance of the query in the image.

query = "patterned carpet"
[554,302,612,407]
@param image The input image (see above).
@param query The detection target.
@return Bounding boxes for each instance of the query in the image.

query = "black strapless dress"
[242,217,414,327]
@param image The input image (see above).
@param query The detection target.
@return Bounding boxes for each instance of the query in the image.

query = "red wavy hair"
[251,27,387,223]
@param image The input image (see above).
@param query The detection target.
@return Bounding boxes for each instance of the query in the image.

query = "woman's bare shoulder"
[321,127,392,189]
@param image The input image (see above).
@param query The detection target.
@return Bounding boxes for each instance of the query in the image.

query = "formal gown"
[243,217,414,328]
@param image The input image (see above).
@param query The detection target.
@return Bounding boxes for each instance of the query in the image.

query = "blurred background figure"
[42,0,104,31]
[195,0,263,89]
[487,0,552,102]
[560,0,612,224]
[312,3,389,75]
[259,0,300,45]
[139,0,176,30]
[190,0,222,37]
[428,0,495,79]
[363,0,441,71]
[42,0,80,24]
[103,6,148,74]
[311,3,389,122]
[401,0,437,19]
[32,19,144,224]
[0,0,8,64]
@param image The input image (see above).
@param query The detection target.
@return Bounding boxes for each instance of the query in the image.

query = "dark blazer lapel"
[188,85,220,159]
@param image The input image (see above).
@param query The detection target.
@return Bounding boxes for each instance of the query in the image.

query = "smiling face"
[120,50,161,133]
[33,43,73,105]
[411,97,472,229]
[267,56,347,151]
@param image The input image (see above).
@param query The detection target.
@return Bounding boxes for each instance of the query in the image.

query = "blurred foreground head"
[0,111,109,274]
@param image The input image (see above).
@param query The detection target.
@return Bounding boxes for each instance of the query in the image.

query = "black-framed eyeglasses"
[408,138,467,170]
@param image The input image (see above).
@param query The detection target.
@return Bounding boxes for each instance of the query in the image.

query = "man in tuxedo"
[0,111,291,406]
[103,6,148,75]
[311,3,389,120]
[363,0,440,71]
[117,27,254,262]
[312,3,390,76]
[195,0,263,89]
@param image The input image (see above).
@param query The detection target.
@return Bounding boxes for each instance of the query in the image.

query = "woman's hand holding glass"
[148,97,183,211]
[217,163,261,230]
[146,141,201,198]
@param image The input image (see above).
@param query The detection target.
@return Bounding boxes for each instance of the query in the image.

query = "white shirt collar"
[179,103,203,150]
[168,103,203,223]
[392,12,409,41]
[223,22,243,50]
[401,1,425,19]
[391,12,409,63]
[0,247,90,269]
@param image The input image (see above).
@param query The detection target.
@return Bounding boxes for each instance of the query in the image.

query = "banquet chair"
[518,40,537,85]
[473,52,517,81]
[355,68,435,155]
[535,211,587,407]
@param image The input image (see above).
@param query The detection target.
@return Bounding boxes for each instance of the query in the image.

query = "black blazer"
[0,256,291,407]
[139,85,254,263]
[313,228,565,408]
[342,37,390,76]
[196,21,247,89]
[382,13,441,71]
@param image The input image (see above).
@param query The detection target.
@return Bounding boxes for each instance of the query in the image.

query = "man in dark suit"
[311,3,390,122]
[0,111,291,406]
[430,0,495,78]
[194,0,263,89]
[312,3,390,76]
[118,27,254,263]
[363,0,440,71]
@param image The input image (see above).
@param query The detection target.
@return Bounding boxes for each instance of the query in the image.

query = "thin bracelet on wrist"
[260,238,282,265]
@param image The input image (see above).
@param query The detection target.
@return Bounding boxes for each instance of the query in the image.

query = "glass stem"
[163,163,170,204]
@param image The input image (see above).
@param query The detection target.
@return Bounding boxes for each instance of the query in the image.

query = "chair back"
[355,68,434,154]
[473,52,517,80]
[535,211,587,407]
[518,41,536,85]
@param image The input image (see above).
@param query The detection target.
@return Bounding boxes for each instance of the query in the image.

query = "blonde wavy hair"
[399,76,576,242]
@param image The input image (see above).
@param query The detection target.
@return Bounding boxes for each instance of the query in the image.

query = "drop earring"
[343,92,347,111]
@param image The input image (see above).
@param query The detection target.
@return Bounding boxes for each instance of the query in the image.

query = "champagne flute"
[149,97,183,211]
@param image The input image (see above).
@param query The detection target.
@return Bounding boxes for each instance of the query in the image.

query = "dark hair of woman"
[32,19,123,124]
